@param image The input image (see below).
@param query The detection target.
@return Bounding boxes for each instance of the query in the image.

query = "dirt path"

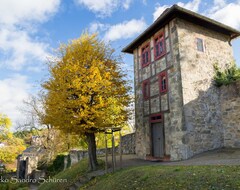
[107,148,240,170]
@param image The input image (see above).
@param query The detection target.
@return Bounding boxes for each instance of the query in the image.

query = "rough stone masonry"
[122,5,240,161]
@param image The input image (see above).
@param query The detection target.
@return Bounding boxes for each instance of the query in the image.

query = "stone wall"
[163,19,185,160]
[132,15,237,161]
[65,133,135,167]
[133,45,147,159]
[177,18,235,158]
[121,133,135,154]
[220,81,240,147]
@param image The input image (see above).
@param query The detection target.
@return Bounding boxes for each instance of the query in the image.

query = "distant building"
[31,135,44,146]
[122,5,240,160]
[16,136,46,179]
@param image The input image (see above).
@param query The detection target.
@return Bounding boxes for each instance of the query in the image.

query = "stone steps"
[68,170,106,190]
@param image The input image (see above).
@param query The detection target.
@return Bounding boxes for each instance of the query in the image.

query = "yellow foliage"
[0,114,26,166]
[0,141,26,164]
[42,33,131,135]
[0,113,12,141]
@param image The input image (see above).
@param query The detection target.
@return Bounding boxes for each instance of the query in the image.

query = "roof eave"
[122,4,240,54]
[122,6,176,54]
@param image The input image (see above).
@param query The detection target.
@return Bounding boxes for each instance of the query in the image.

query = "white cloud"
[0,26,49,70]
[0,0,61,70]
[75,0,133,17]
[89,18,147,42]
[0,0,60,127]
[122,0,133,10]
[153,0,240,30]
[177,0,201,12]
[153,4,170,21]
[104,18,147,41]
[207,1,240,29]
[153,0,201,21]
[214,0,226,7]
[0,75,31,128]
[89,22,108,34]
[26,66,43,73]
[0,0,60,25]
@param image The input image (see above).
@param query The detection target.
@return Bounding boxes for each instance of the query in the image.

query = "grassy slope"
[38,158,104,190]
[81,165,240,190]
[0,183,28,190]
[0,172,28,190]
[38,159,89,190]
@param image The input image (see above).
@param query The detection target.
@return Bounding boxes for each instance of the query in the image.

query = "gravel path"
[108,148,240,169]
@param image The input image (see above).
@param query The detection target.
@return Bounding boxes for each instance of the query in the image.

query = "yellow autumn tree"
[0,114,26,168]
[42,33,131,170]
[0,113,12,141]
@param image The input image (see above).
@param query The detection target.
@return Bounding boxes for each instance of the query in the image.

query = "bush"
[214,62,240,87]
[47,154,66,176]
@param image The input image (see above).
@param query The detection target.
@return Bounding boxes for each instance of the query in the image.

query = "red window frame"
[159,71,168,93]
[142,80,150,100]
[150,113,162,123]
[154,32,166,60]
[141,43,150,68]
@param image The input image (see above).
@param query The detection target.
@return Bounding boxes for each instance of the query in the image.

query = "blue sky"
[0,0,240,128]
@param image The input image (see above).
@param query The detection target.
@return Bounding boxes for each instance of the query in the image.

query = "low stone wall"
[32,170,45,181]
[68,150,88,166]
[65,132,135,168]
[220,81,240,147]
[121,133,135,154]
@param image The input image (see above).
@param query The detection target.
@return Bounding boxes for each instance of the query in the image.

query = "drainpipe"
[228,34,239,46]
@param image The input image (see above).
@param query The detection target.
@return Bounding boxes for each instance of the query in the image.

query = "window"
[142,80,150,100]
[159,71,168,93]
[154,32,165,60]
[141,43,150,67]
[197,38,204,52]
[150,113,162,123]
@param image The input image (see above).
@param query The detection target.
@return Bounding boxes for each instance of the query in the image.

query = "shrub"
[46,154,66,176]
[214,62,240,87]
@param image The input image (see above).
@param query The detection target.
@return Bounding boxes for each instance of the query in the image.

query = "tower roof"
[122,4,240,54]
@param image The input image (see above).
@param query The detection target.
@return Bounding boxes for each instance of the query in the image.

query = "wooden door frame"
[149,113,165,158]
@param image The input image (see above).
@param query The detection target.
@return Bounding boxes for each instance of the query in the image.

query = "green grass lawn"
[81,165,240,190]
[0,172,28,190]
[38,159,89,190]
[38,158,104,190]
[0,183,28,190]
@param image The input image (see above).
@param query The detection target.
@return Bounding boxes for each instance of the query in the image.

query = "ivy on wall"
[214,62,240,87]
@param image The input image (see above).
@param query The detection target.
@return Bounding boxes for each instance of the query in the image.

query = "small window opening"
[197,38,204,52]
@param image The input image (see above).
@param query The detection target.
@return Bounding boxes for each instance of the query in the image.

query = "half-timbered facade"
[122,5,240,160]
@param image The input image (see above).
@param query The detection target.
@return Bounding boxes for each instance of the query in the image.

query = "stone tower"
[122,5,240,161]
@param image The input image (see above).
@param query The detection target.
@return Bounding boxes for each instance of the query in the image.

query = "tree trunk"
[86,132,98,171]
[67,133,70,150]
